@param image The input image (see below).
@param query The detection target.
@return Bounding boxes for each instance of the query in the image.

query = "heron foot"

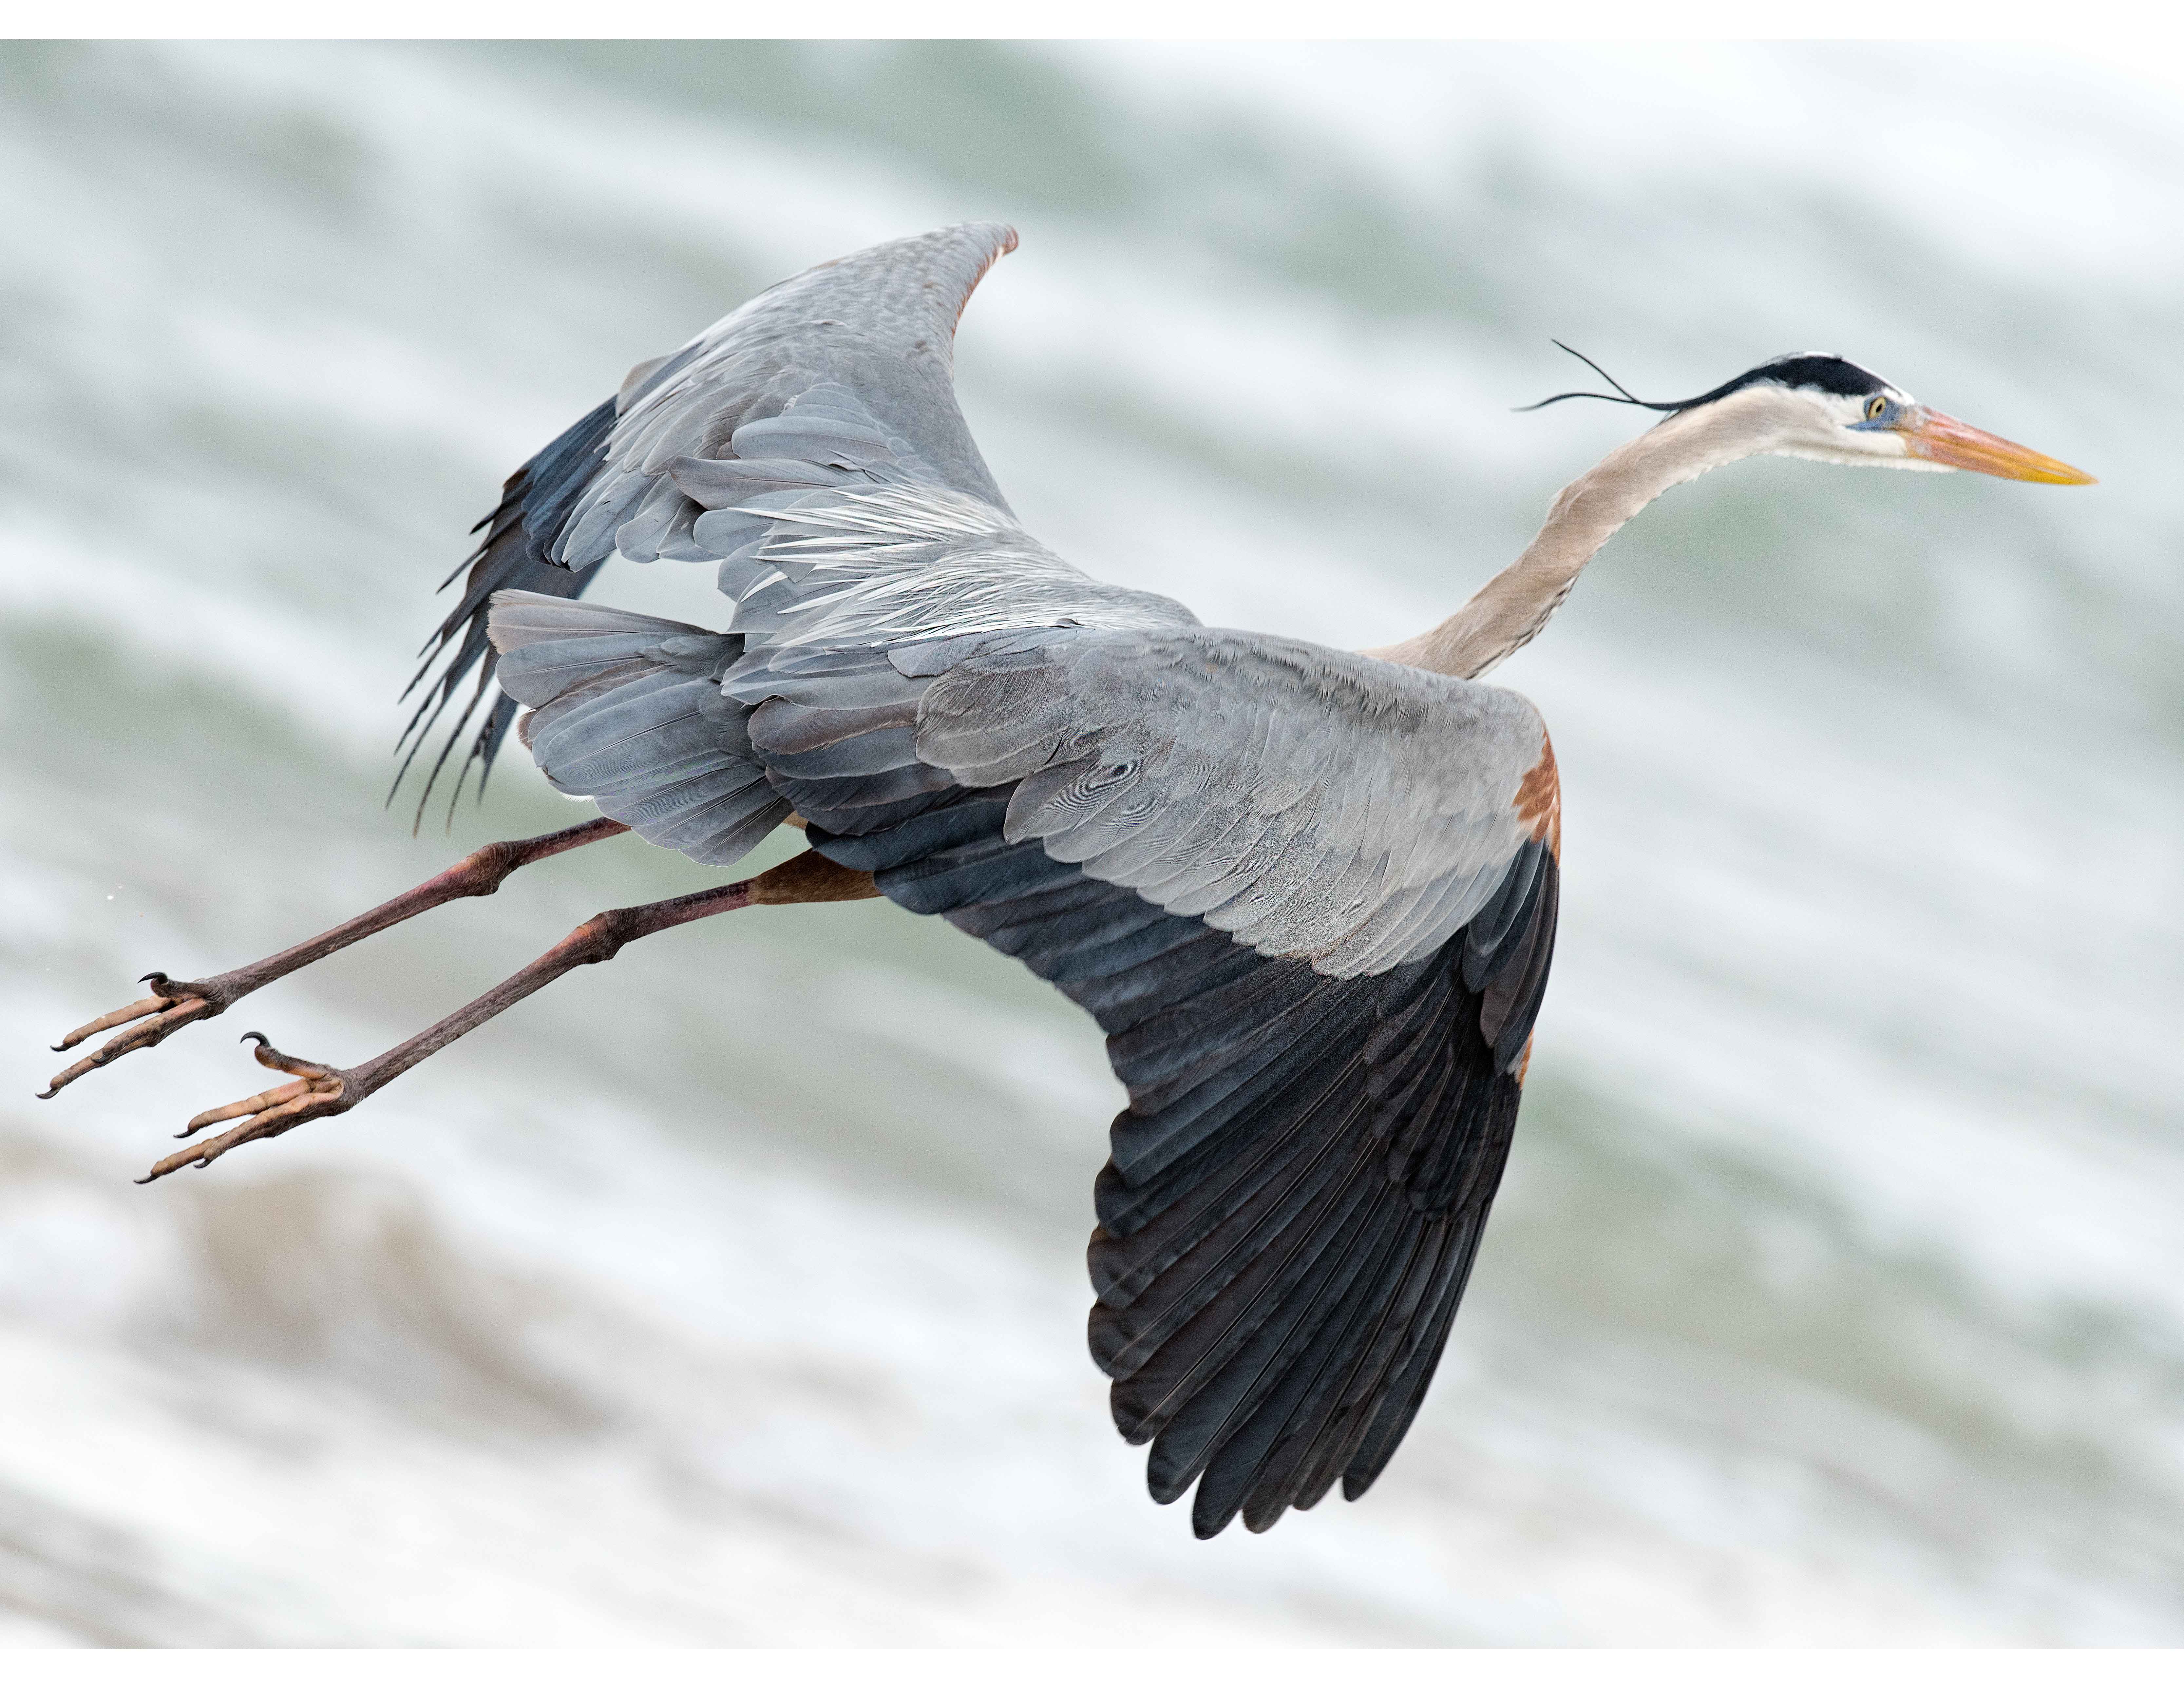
[41,972,234,1098]
[38,817,634,1103]
[122,851,870,1187]
[139,1033,356,1184]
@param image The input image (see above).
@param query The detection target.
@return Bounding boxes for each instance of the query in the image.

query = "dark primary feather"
[396,397,617,828]
[768,689,1559,1539]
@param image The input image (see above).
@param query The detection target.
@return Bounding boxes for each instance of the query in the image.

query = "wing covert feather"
[915,629,1554,977]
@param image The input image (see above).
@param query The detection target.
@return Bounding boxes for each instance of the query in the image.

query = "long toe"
[141,1060,348,1184]
[52,993,173,1052]
[179,1078,312,1139]
[40,994,213,1099]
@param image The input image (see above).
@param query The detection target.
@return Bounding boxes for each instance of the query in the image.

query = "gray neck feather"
[1364,385,1798,679]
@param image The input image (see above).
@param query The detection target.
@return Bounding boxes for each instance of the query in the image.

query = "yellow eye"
[1866,395,1887,420]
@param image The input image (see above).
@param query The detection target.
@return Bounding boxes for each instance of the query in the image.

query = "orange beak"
[1903,409,2096,484]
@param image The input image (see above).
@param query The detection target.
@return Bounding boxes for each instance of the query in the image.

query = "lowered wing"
[744,625,1562,1533]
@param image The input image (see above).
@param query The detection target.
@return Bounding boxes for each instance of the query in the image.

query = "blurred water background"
[1,40,2180,1645]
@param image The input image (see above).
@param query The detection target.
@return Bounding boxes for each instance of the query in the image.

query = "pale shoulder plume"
[1365,383,1811,679]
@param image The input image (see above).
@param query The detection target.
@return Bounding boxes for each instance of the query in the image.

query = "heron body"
[45,222,2091,1539]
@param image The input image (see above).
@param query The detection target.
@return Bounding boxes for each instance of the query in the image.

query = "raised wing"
[403,221,1026,821]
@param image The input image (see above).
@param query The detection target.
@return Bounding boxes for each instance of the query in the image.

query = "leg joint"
[567,907,641,963]
[453,838,523,897]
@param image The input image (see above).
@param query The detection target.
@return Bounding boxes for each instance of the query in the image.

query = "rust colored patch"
[1513,730,1562,854]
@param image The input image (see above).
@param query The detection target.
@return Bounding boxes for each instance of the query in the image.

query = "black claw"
[48,1042,66,1053]
[240,1031,268,1047]
[35,1084,58,1100]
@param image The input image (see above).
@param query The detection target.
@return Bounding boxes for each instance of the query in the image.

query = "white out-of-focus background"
[2,42,2180,1644]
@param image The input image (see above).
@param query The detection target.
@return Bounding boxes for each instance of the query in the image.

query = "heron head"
[1696,353,2096,483]
[1524,345,2096,485]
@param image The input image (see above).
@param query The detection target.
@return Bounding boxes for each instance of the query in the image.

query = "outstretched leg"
[139,849,878,1184]
[43,817,631,1098]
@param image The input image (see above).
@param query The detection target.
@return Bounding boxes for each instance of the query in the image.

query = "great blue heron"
[42,223,2093,1538]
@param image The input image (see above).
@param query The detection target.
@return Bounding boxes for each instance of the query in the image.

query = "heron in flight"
[43,224,2092,1538]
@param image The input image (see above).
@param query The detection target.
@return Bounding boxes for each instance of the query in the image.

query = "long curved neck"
[1365,386,1793,679]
